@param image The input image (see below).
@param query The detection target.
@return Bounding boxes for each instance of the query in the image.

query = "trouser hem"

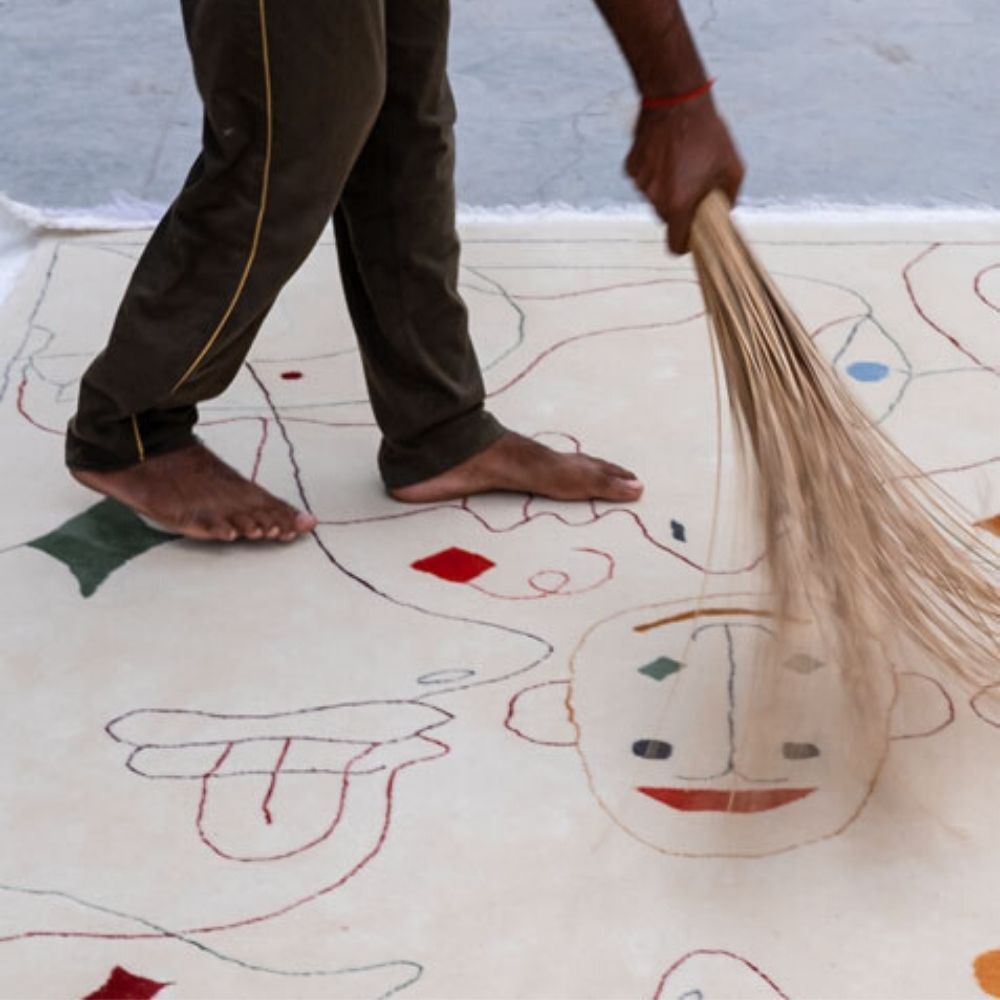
[65,426,199,473]
[379,409,506,490]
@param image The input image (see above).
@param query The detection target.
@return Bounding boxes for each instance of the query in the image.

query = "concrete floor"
[1,0,998,211]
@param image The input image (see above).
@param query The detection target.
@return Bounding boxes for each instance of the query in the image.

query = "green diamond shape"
[28,499,175,598]
[638,656,683,681]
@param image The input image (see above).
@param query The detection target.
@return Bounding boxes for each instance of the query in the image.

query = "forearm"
[592,0,707,97]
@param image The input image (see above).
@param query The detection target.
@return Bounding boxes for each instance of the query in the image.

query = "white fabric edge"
[3,190,1000,309]
[456,200,1000,225]
[4,191,1000,233]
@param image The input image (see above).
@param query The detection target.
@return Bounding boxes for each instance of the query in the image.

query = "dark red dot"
[281,370,304,380]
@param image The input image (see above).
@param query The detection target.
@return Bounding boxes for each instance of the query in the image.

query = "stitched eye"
[782,742,820,760]
[784,653,824,674]
[637,656,683,681]
[632,739,673,760]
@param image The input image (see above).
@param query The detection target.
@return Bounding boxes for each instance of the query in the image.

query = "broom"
[687,191,999,711]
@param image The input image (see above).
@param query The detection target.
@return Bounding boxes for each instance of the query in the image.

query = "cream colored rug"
[0,216,998,1000]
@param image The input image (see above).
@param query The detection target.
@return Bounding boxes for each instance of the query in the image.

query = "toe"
[248,508,282,540]
[597,458,639,481]
[215,519,240,542]
[245,502,288,541]
[230,512,264,540]
[599,472,644,503]
[294,510,318,533]
[194,511,238,542]
[177,508,233,542]
[276,510,316,543]
[584,456,642,500]
[265,505,303,542]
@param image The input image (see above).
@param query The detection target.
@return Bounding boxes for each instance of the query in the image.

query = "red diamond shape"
[411,547,495,583]
[84,966,171,1000]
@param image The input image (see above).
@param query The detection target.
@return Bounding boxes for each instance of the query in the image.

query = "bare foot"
[70,442,317,542]
[389,432,644,504]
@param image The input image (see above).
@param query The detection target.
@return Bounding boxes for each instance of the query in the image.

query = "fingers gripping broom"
[688,191,999,708]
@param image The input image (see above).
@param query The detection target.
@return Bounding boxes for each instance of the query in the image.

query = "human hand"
[625,93,745,254]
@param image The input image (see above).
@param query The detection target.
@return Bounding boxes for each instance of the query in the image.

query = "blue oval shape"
[846,360,890,382]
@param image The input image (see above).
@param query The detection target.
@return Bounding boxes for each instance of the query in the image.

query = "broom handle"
[689,189,734,255]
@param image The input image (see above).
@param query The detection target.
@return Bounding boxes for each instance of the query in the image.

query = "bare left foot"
[389,432,644,504]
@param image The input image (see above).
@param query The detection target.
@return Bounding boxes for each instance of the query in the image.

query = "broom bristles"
[689,191,1000,709]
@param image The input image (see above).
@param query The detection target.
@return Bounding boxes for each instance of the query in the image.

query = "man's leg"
[67,0,388,540]
[334,0,644,503]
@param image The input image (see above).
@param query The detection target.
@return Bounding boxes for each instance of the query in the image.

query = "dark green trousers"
[66,0,503,489]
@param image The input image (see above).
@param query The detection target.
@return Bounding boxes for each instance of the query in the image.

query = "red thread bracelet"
[641,78,715,110]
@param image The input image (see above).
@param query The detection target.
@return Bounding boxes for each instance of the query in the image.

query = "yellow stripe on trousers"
[170,0,274,395]
[131,414,146,462]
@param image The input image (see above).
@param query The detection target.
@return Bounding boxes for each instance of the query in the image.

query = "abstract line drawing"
[652,949,790,999]
[0,880,423,997]
[107,701,452,862]
[1,230,997,997]
[507,593,957,858]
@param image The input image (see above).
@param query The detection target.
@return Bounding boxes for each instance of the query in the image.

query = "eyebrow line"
[633,606,768,633]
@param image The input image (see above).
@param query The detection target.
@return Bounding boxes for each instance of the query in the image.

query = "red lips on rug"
[637,786,816,813]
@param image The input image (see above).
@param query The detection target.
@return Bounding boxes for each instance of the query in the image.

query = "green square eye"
[638,656,683,681]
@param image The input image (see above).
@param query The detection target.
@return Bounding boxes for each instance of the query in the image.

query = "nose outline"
[671,623,739,781]
[673,623,794,785]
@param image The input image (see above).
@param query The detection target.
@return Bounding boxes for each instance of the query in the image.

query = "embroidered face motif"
[568,595,896,857]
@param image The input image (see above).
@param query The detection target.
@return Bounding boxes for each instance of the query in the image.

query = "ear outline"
[971,682,1000,728]
[890,672,955,741]
[504,680,576,748]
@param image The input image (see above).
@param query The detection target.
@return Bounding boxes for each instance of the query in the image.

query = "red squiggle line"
[892,673,955,741]
[282,417,377,429]
[16,375,62,435]
[468,547,615,601]
[0,736,450,946]
[903,244,999,374]
[972,683,1000,728]
[198,417,272,429]
[308,418,757,575]
[652,949,791,1000]
[248,417,269,484]
[503,681,575,748]
[196,743,376,863]
[499,276,697,301]
[261,737,291,825]
[16,375,282,439]
[973,262,1000,315]
[317,504,761,576]
[487,314,703,397]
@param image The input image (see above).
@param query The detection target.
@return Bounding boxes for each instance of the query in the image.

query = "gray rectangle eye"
[632,740,673,760]
[784,654,825,674]
[782,742,820,760]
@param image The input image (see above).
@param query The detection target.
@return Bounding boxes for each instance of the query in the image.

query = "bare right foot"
[70,442,317,543]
